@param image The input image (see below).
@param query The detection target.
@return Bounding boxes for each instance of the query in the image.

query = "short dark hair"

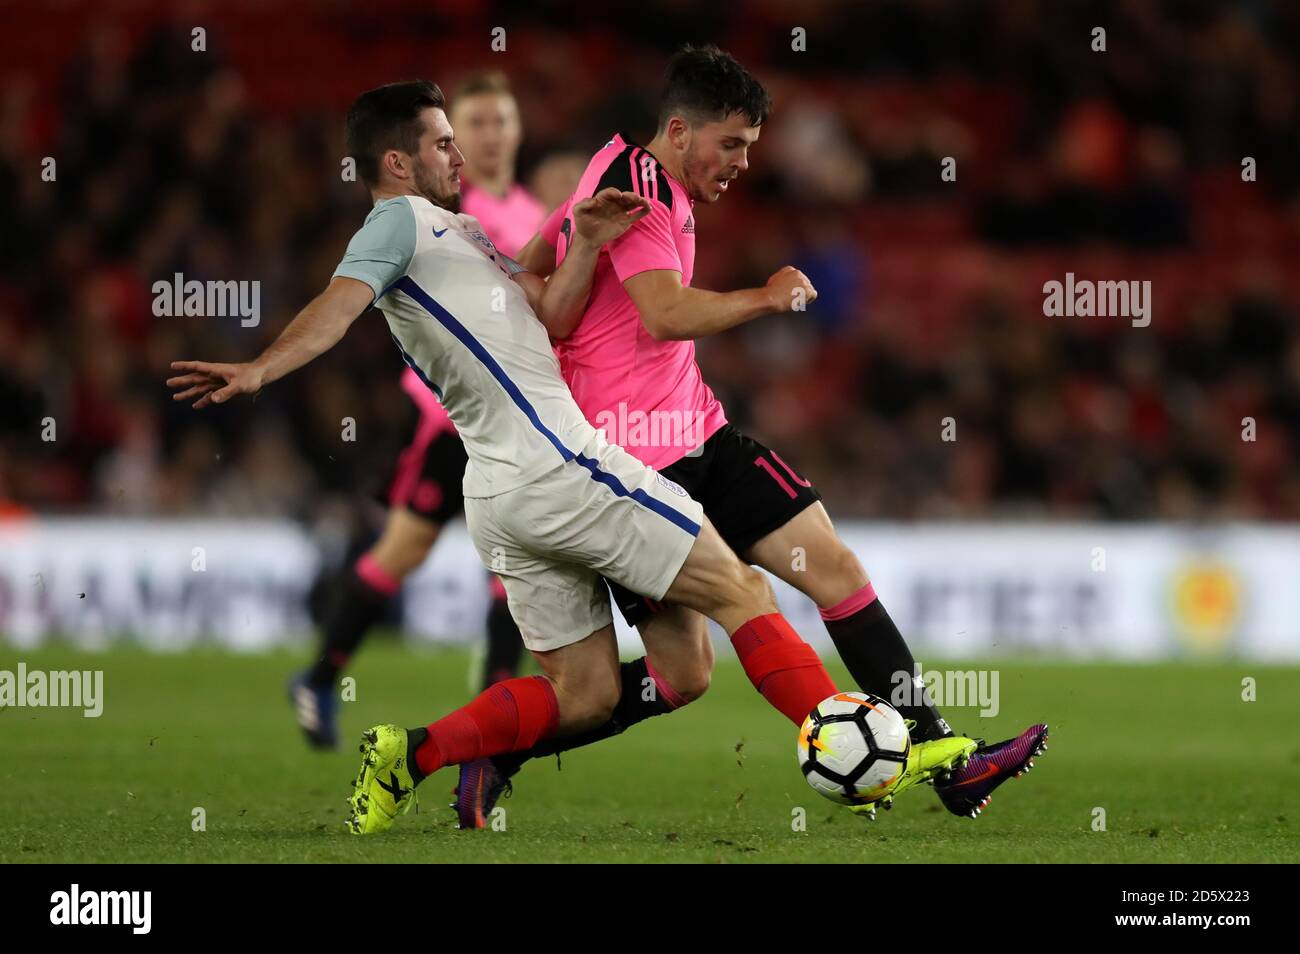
[346,80,446,186]
[657,44,771,131]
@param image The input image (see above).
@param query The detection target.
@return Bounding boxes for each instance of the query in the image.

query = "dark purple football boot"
[935,723,1049,818]
[452,758,513,829]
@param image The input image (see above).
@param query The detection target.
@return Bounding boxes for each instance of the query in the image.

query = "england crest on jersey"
[464,229,498,256]
[656,473,689,497]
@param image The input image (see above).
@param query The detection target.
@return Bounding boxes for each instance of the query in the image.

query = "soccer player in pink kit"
[492,46,1048,821]
[456,72,546,257]
[290,72,555,749]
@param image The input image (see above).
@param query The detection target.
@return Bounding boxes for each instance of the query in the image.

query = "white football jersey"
[334,195,601,497]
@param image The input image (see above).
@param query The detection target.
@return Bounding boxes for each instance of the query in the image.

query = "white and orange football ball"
[797,691,911,805]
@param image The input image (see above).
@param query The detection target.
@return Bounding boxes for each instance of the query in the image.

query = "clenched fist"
[764,266,818,313]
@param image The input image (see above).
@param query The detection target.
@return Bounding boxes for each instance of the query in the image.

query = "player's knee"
[818,541,870,606]
[829,541,868,588]
[732,562,776,611]
[704,560,776,620]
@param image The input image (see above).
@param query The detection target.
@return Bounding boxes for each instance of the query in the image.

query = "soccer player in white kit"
[287,71,556,751]
[169,82,969,834]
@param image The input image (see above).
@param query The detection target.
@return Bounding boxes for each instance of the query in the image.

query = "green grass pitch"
[2,641,1297,863]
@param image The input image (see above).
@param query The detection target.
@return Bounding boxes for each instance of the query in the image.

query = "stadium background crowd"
[2,0,1298,530]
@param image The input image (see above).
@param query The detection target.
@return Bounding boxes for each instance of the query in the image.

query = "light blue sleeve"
[332,198,417,299]
[497,252,529,276]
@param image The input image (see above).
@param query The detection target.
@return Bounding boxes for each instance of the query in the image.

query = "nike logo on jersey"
[432,227,448,238]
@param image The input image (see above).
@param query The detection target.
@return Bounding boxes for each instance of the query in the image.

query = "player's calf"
[458,638,709,829]
[457,651,704,829]
[549,677,620,735]
[531,626,622,735]
[640,604,713,705]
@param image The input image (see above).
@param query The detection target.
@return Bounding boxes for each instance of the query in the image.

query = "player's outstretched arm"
[625,265,818,342]
[513,188,650,339]
[167,276,375,408]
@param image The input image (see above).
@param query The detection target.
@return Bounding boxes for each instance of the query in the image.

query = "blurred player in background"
[527,150,590,216]
[289,71,567,749]
[453,71,546,254]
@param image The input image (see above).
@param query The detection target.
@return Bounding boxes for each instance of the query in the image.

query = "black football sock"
[480,588,524,690]
[822,592,953,742]
[305,557,396,687]
[491,657,674,776]
[406,727,429,786]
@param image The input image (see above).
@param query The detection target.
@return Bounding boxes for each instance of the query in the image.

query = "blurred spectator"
[1,0,1298,524]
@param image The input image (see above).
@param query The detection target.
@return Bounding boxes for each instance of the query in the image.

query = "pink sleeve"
[606,200,681,283]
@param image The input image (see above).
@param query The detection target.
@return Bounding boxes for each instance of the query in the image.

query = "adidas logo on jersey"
[681,215,695,234]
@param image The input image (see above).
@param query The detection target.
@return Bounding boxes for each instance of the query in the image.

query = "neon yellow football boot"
[849,725,977,821]
[346,724,419,835]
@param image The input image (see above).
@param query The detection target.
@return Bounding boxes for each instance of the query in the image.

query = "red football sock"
[730,613,837,725]
[414,675,559,777]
